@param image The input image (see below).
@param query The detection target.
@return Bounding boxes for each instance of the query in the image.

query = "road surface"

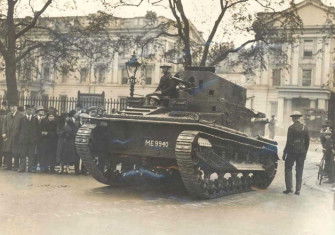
[0,139,334,235]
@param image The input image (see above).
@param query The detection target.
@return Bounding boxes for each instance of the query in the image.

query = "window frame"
[272,68,281,86]
[302,69,312,87]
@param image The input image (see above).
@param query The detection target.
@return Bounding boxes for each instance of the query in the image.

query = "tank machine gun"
[75,67,278,199]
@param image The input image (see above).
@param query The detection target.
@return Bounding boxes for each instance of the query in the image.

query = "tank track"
[175,130,277,199]
[75,124,124,186]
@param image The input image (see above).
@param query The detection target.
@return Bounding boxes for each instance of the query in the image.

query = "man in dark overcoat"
[18,105,39,172]
[283,111,310,195]
[35,106,47,171]
[2,104,24,170]
[0,107,7,167]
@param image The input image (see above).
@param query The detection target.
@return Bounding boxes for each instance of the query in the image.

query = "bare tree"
[102,0,303,69]
[0,0,53,105]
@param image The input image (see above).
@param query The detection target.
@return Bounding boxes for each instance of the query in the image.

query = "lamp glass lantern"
[125,52,141,97]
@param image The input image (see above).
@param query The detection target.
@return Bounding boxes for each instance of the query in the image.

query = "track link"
[175,130,256,199]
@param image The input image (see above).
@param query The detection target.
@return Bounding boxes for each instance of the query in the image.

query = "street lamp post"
[125,52,141,98]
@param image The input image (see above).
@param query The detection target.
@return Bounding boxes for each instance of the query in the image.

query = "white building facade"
[247,0,335,130]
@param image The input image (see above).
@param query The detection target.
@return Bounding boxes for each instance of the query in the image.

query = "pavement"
[275,135,335,193]
[0,136,334,235]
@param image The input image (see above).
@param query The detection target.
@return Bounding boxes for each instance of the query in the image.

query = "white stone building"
[247,0,335,130]
[0,14,203,101]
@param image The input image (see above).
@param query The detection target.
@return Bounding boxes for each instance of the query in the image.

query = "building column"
[112,52,119,84]
[277,97,284,125]
[291,42,299,85]
[314,39,323,86]
[310,99,317,109]
[284,44,291,85]
[286,98,292,117]
[323,38,331,86]
[318,99,326,110]
[153,63,161,84]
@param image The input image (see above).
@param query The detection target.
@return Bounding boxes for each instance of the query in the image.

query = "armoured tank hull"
[75,112,278,199]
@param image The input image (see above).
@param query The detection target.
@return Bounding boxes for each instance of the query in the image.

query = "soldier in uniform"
[283,111,310,195]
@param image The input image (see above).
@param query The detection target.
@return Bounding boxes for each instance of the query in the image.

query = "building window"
[24,63,32,81]
[270,102,278,116]
[208,90,214,96]
[303,51,313,58]
[303,39,314,59]
[272,68,281,86]
[145,77,152,85]
[302,69,312,86]
[80,67,88,83]
[43,65,50,81]
[94,65,107,83]
[121,68,128,84]
[144,65,153,85]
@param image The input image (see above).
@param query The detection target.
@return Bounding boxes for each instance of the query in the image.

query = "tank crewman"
[18,105,39,172]
[320,122,335,183]
[283,111,310,195]
[155,65,178,98]
[2,104,24,170]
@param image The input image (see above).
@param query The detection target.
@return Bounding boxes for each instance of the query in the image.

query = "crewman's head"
[290,111,302,122]
[160,65,172,75]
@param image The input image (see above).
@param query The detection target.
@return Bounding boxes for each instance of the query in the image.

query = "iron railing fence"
[0,96,127,114]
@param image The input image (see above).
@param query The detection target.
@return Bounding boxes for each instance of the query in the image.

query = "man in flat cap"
[283,111,310,195]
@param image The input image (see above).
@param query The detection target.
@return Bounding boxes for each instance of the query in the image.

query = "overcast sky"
[14,0,335,45]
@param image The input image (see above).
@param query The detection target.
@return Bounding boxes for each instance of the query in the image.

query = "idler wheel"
[252,156,278,189]
[75,124,125,186]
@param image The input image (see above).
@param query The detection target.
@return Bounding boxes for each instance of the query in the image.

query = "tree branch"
[209,39,257,66]
[16,43,43,62]
[15,0,52,39]
[168,0,185,42]
[200,0,229,66]
[227,0,249,8]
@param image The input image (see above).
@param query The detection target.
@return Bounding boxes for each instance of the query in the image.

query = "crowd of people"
[0,103,88,174]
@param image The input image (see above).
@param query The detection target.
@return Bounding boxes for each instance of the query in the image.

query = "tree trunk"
[5,0,19,106]
[5,56,18,106]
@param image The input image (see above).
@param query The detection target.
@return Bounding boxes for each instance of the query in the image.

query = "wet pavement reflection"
[0,149,334,235]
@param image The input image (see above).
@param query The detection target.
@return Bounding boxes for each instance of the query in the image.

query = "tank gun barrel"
[171,75,193,88]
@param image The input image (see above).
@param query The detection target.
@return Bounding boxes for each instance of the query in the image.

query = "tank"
[75,67,278,199]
